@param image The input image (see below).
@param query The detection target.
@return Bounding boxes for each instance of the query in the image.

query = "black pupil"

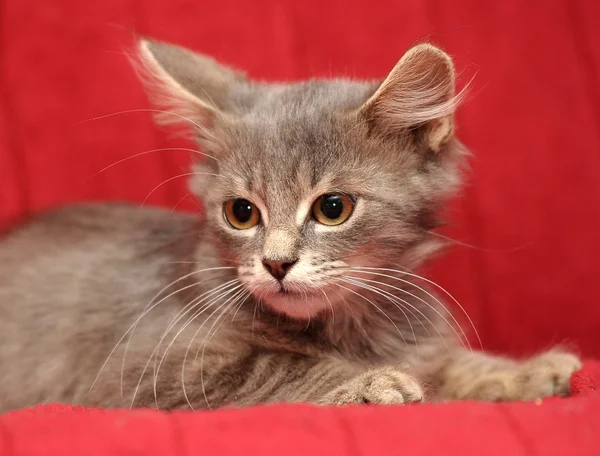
[320,194,344,220]
[232,199,253,223]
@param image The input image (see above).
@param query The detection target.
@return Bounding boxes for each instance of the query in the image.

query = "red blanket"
[1,0,599,359]
[1,362,599,456]
[1,0,600,454]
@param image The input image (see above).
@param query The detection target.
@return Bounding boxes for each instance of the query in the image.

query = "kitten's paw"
[515,350,582,400]
[464,350,582,402]
[320,366,423,406]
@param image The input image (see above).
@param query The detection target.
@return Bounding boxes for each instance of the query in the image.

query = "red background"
[1,0,599,358]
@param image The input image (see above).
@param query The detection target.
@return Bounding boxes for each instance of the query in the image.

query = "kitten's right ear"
[360,43,464,152]
[136,39,246,132]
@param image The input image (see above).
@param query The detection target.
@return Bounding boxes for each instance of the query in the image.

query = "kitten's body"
[0,41,581,412]
[0,204,445,410]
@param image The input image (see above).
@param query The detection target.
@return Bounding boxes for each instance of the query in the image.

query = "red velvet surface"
[0,362,599,456]
[1,0,599,357]
[1,0,600,453]
[2,0,599,358]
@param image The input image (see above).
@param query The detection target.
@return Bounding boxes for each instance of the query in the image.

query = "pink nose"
[262,259,297,281]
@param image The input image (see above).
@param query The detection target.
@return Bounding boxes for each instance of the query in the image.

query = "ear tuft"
[134,39,246,134]
[361,43,466,151]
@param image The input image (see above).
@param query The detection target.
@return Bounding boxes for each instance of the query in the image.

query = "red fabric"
[1,0,600,454]
[1,0,599,358]
[0,362,598,456]
[571,360,600,396]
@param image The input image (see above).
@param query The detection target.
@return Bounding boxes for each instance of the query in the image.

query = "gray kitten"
[0,40,581,412]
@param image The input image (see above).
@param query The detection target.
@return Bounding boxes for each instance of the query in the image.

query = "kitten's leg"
[316,365,424,406]
[430,349,582,402]
[114,351,424,409]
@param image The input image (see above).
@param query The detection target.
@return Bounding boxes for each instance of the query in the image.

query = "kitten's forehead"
[223,79,380,191]
[249,79,378,114]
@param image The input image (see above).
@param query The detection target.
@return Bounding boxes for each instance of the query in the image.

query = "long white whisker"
[230,286,256,323]
[343,276,431,337]
[88,266,234,396]
[330,285,368,337]
[75,108,206,131]
[194,289,249,364]
[141,172,221,207]
[128,281,240,409]
[320,289,335,326]
[119,267,235,396]
[333,283,410,348]
[369,264,482,350]
[168,193,192,216]
[341,276,424,351]
[90,147,219,179]
[149,278,239,375]
[347,267,473,351]
[195,290,251,409]
[182,287,246,410]
[150,282,242,408]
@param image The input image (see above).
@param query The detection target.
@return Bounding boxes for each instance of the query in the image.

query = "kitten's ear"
[360,43,462,152]
[136,39,246,131]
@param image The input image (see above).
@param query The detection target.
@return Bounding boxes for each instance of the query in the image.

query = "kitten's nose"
[262,259,297,281]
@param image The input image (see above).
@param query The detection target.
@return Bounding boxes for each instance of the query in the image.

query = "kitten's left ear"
[136,39,247,132]
[360,43,462,152]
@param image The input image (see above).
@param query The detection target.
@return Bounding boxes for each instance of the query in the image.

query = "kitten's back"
[0,204,198,411]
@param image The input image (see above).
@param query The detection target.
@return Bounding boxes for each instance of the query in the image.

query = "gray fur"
[0,41,580,412]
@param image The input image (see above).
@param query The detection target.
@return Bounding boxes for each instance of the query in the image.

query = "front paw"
[515,350,582,400]
[464,350,582,402]
[320,366,424,406]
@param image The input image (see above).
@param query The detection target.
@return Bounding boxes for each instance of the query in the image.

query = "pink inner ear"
[136,39,243,137]
[362,44,461,145]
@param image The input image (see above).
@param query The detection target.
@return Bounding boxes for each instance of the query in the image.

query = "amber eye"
[312,193,354,226]
[224,199,260,230]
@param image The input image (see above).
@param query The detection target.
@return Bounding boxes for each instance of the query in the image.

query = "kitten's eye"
[312,193,354,226]
[224,199,260,230]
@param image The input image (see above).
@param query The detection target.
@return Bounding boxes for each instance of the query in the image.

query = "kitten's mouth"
[276,284,300,295]
[256,283,336,320]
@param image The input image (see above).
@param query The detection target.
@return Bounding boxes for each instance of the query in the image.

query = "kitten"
[0,40,581,412]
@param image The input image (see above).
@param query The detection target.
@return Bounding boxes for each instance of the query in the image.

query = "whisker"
[169,193,193,216]
[230,285,256,323]
[320,289,335,326]
[119,266,235,395]
[128,281,240,409]
[380,262,482,350]
[331,286,368,337]
[196,289,251,405]
[341,276,424,351]
[89,266,234,396]
[149,278,240,371]
[251,299,259,338]
[347,267,474,351]
[75,108,207,132]
[194,288,249,364]
[343,276,431,337]
[425,229,532,253]
[333,283,410,348]
[150,282,242,408]
[166,258,239,265]
[141,172,221,207]
[89,147,219,180]
[124,276,233,394]
[182,287,247,410]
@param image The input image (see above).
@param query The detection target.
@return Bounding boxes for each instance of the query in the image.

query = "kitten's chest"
[239,309,420,366]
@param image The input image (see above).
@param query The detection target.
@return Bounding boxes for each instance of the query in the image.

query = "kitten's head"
[138,39,466,319]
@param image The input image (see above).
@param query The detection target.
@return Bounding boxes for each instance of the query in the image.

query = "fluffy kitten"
[0,40,581,412]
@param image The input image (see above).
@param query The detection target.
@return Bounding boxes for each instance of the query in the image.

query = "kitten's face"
[138,40,463,319]
[199,82,461,319]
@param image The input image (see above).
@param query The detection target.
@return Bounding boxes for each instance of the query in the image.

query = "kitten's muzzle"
[262,258,297,281]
